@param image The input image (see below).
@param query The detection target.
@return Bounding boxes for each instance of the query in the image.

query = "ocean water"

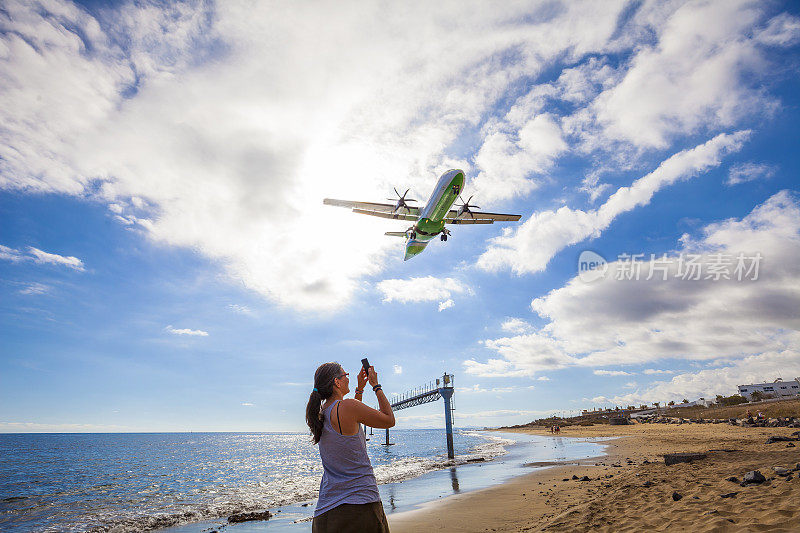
[0,430,519,532]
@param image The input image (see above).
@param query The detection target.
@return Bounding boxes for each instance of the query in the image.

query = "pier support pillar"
[385,428,390,446]
[439,386,455,459]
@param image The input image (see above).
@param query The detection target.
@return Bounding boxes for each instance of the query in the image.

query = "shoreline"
[159,431,610,533]
[387,432,627,532]
[388,424,800,532]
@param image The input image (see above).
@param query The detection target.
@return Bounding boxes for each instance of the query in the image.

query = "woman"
[306,361,395,532]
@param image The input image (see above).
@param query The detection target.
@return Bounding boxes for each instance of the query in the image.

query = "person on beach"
[306,362,395,533]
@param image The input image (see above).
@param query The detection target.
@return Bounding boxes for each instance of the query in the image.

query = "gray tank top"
[314,400,380,516]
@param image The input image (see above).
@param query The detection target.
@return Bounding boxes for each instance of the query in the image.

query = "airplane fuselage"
[405,169,465,260]
[322,168,520,261]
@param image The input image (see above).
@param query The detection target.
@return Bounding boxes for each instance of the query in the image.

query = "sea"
[0,430,610,532]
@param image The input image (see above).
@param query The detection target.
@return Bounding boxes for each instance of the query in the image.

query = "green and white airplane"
[323,169,521,260]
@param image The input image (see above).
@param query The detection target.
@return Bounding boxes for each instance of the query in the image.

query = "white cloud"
[18,282,50,295]
[241,402,254,407]
[456,384,529,395]
[396,408,545,424]
[0,422,129,432]
[165,325,208,337]
[468,191,800,378]
[587,1,775,149]
[27,247,85,271]
[393,365,403,375]
[460,409,548,419]
[727,162,776,185]
[537,376,551,381]
[465,334,577,377]
[228,304,254,316]
[438,299,454,312]
[594,349,800,406]
[473,113,567,202]
[501,317,533,334]
[377,276,471,304]
[579,172,612,203]
[0,0,625,312]
[555,57,618,105]
[477,131,749,274]
[0,245,85,271]
[593,370,632,376]
[0,245,25,262]
[755,13,800,47]
[0,1,792,312]
[643,369,674,375]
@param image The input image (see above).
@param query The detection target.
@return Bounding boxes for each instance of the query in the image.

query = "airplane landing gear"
[441,233,447,242]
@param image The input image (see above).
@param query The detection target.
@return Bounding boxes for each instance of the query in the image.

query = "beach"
[3,424,798,532]
[389,423,800,532]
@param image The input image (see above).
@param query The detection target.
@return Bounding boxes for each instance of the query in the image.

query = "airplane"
[323,169,521,260]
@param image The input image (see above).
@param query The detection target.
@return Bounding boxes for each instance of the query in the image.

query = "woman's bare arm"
[345,396,394,428]
[342,366,395,429]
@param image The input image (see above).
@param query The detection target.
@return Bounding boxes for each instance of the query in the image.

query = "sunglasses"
[336,372,349,379]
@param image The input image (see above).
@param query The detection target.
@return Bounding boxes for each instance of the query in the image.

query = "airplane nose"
[404,241,427,260]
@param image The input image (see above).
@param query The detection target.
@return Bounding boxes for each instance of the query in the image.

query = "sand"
[388,423,800,532]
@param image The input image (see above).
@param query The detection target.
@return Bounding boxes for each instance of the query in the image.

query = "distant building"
[738,377,800,400]
[667,398,713,408]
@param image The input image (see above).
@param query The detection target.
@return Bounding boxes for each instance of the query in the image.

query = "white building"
[738,378,800,400]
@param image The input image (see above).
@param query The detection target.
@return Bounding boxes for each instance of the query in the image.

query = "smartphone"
[361,357,370,371]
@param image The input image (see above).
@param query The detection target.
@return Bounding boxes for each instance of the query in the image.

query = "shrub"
[717,394,748,406]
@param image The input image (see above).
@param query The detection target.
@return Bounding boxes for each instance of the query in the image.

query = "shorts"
[312,501,390,533]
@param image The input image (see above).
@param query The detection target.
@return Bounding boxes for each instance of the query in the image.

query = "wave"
[373,431,514,484]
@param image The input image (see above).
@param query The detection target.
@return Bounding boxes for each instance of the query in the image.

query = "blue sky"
[2,0,800,432]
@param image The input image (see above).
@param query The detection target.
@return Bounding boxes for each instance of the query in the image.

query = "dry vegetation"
[501,397,800,429]
[665,398,800,420]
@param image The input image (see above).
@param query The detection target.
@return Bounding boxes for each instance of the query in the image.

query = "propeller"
[387,188,417,213]
[455,195,480,219]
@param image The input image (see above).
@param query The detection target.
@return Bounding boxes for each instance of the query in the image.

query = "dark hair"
[306,362,343,444]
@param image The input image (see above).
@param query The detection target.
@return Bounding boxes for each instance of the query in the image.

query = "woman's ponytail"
[305,362,342,444]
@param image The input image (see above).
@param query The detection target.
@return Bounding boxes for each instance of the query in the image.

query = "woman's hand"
[367,366,378,387]
[357,367,369,391]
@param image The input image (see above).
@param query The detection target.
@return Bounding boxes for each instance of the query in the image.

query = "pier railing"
[381,373,456,458]
[390,379,442,410]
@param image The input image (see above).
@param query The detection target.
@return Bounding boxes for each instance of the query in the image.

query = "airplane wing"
[352,208,418,221]
[444,218,495,225]
[384,231,408,237]
[323,198,420,216]
[445,210,521,222]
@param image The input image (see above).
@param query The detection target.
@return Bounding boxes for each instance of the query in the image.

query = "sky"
[1,0,800,432]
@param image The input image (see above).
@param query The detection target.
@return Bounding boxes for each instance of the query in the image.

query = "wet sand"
[388,423,800,532]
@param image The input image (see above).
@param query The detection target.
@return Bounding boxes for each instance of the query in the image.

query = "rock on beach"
[228,511,273,523]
